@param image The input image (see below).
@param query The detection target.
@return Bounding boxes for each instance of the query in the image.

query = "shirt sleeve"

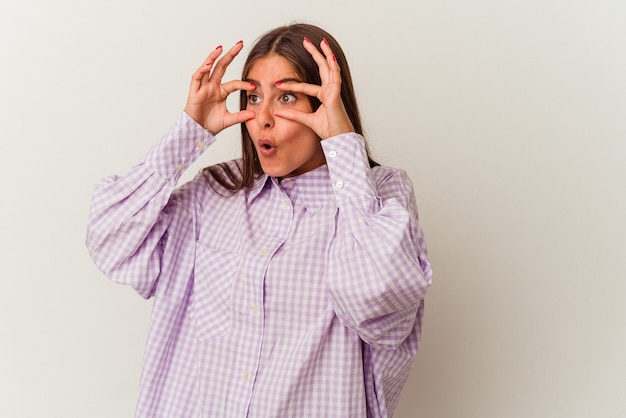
[85,112,215,298]
[321,133,432,350]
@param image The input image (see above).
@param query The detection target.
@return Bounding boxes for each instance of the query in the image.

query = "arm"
[322,134,432,349]
[270,37,432,347]
[85,113,214,297]
[86,41,255,297]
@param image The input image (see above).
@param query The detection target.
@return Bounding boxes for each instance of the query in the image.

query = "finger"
[302,38,330,84]
[274,108,314,129]
[209,40,244,84]
[201,45,227,81]
[274,80,320,98]
[221,79,256,95]
[318,39,343,90]
[190,45,224,91]
[223,109,256,128]
[319,38,340,73]
[302,37,328,67]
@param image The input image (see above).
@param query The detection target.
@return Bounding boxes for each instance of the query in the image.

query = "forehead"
[247,54,299,80]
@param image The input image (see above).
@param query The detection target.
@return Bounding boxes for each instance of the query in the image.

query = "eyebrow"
[245,77,302,87]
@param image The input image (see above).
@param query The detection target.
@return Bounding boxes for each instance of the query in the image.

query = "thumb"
[224,110,256,129]
[274,108,314,129]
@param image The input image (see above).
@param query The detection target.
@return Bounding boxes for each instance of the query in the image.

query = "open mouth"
[258,139,277,157]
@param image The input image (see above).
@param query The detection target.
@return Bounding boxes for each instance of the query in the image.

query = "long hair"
[204,23,378,193]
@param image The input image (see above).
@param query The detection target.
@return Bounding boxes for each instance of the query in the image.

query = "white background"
[1,0,625,417]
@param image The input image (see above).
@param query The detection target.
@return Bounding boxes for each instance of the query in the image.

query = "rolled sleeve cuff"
[144,112,216,181]
[321,132,378,202]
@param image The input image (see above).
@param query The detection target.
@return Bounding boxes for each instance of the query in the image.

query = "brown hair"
[204,23,378,193]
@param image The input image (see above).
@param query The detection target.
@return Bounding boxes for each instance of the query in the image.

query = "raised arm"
[322,133,432,349]
[86,41,254,297]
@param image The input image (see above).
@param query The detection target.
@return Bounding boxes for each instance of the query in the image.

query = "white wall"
[1,0,625,417]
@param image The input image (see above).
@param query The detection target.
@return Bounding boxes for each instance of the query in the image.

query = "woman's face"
[244,54,325,179]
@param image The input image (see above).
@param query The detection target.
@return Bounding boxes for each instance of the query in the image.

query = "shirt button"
[196,141,205,149]
[261,248,270,255]
[243,371,249,380]
[176,163,185,171]
[335,181,344,189]
[281,203,289,211]
[329,150,337,158]
[251,306,258,315]
[283,181,294,188]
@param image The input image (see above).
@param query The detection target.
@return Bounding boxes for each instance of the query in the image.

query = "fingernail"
[274,81,283,86]
[323,38,329,46]
[215,45,222,50]
[237,40,243,45]
[304,37,311,43]
[250,82,256,88]
[332,54,337,62]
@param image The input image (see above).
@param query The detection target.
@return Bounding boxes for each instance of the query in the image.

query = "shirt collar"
[247,173,270,203]
[247,165,333,214]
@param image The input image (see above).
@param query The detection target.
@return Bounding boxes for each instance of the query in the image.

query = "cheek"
[244,121,257,138]
[283,121,313,140]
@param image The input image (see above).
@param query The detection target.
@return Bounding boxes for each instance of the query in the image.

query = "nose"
[256,102,274,129]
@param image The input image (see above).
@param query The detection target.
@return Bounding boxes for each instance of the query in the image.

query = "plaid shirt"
[86,112,431,417]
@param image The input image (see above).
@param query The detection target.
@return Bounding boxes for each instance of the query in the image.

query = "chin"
[259,164,289,178]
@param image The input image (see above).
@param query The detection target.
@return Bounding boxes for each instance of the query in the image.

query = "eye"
[279,93,296,104]
[247,94,262,105]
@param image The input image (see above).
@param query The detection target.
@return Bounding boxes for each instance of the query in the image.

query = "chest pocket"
[192,242,239,342]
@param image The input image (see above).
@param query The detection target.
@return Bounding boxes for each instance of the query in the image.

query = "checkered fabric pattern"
[86,112,432,418]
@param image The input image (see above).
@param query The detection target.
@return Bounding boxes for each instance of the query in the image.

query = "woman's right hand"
[184,41,256,135]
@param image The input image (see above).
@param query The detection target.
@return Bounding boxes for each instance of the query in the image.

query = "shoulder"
[198,159,245,196]
[372,165,414,192]
[170,159,244,204]
[201,159,243,181]
[372,165,418,214]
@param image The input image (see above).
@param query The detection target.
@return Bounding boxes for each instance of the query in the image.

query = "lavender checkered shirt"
[86,112,432,418]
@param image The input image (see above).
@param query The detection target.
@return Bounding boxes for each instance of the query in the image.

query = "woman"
[87,23,431,418]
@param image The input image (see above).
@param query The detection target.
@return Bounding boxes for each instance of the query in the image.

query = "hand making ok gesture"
[184,41,256,135]
[272,37,355,139]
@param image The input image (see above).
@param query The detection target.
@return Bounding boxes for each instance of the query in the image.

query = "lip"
[257,138,277,158]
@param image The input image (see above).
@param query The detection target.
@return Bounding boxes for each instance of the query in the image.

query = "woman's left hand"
[273,37,354,139]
